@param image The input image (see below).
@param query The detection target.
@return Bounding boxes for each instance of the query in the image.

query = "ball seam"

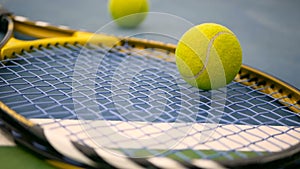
[183,31,233,80]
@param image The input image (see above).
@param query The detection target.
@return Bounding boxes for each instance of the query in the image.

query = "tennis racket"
[1,6,300,169]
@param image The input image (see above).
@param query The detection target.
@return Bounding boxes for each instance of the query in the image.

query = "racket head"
[0,11,300,169]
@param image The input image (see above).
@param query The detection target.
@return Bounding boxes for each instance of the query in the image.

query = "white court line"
[1,119,300,152]
[0,128,15,146]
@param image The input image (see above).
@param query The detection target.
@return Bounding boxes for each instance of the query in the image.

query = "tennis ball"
[175,23,242,90]
[108,0,149,28]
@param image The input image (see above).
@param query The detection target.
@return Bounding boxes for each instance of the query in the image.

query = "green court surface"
[0,146,56,169]
[0,128,56,169]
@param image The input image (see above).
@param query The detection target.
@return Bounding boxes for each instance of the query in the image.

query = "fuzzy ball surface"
[108,0,149,28]
[175,23,242,90]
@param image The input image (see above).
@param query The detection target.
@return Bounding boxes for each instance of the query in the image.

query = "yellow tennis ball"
[175,23,242,90]
[108,0,149,28]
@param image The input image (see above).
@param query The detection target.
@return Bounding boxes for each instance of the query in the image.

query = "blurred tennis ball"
[175,23,242,90]
[108,0,149,28]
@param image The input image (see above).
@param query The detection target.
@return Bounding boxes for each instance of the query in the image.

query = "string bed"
[0,42,299,164]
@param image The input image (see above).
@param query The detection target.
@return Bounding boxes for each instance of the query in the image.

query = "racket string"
[0,42,300,163]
